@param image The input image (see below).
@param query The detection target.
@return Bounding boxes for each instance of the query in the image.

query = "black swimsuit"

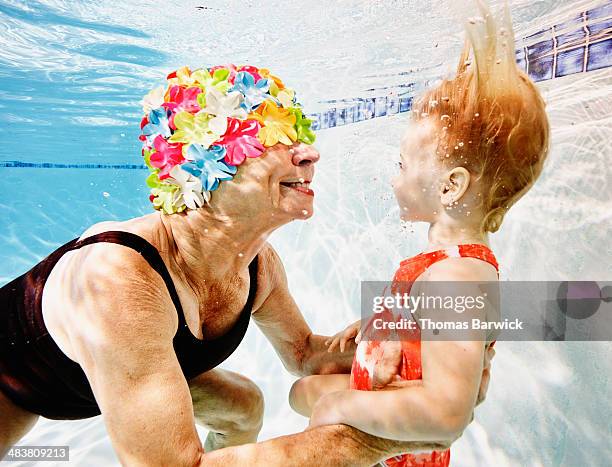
[0,230,258,420]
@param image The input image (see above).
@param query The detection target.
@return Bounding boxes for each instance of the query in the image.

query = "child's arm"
[308,262,492,443]
[289,374,350,417]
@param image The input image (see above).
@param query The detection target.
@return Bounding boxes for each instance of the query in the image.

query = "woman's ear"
[439,167,471,206]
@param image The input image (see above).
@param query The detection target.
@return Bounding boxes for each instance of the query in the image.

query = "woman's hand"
[476,343,496,406]
[325,320,362,353]
[371,339,403,390]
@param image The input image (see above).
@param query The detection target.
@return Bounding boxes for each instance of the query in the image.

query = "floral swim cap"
[139,65,316,214]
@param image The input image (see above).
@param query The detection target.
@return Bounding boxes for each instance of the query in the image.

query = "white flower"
[141,86,165,114]
[201,88,247,135]
[167,165,209,210]
[276,88,295,108]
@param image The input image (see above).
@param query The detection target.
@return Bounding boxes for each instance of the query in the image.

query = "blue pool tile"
[387,96,399,114]
[399,96,412,113]
[345,105,356,124]
[326,109,337,128]
[356,100,366,122]
[588,15,611,35]
[556,46,586,77]
[587,38,612,71]
[556,28,586,47]
[336,108,346,126]
[310,113,321,131]
[375,96,387,117]
[527,40,554,81]
[515,48,527,72]
[364,98,375,119]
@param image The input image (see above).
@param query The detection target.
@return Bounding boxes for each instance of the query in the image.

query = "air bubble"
[204,228,209,233]
[441,96,450,102]
[440,114,450,121]
[496,59,502,64]
[458,142,464,147]
[238,253,244,257]
[302,210,309,215]
[454,146,459,150]
[474,113,480,117]
[102,192,110,198]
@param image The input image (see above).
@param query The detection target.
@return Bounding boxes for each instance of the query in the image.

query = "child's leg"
[289,374,350,417]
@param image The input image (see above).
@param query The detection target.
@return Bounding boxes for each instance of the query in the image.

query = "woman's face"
[225,142,320,224]
[392,120,444,222]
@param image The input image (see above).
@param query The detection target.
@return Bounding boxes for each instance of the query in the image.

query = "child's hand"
[325,320,362,353]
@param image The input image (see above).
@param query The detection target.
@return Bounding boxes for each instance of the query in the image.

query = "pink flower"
[150,135,185,179]
[237,65,262,82]
[216,118,265,165]
[162,85,202,114]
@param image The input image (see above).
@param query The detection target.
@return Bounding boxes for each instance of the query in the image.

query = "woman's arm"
[252,244,356,376]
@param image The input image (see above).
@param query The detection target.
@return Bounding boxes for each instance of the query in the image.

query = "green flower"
[192,68,231,94]
[146,171,185,215]
[289,107,316,145]
[169,111,218,148]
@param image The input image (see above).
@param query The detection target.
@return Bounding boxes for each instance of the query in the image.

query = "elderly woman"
[0,64,487,466]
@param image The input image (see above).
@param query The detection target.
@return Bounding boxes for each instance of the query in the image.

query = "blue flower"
[182,144,237,192]
[231,71,270,112]
[142,107,172,146]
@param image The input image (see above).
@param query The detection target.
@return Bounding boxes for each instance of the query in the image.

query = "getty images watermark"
[2,446,69,462]
[360,281,612,341]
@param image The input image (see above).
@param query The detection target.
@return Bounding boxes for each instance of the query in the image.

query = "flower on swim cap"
[139,64,316,214]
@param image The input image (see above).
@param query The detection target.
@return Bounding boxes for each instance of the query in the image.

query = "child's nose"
[291,144,320,166]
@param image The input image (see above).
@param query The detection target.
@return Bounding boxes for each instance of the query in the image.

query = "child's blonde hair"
[412,0,550,233]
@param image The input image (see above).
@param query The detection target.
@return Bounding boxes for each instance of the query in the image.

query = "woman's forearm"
[301,333,355,375]
[314,387,469,442]
[200,424,450,466]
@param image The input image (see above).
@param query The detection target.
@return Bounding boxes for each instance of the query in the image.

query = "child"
[289,2,549,466]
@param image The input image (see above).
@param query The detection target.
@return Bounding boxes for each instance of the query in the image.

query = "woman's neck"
[152,208,277,288]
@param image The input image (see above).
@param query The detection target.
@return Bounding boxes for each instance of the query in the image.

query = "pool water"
[1,1,611,465]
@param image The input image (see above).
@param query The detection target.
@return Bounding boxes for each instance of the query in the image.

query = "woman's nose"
[291,144,320,166]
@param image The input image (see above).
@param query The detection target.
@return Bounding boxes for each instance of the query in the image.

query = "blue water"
[1,1,611,466]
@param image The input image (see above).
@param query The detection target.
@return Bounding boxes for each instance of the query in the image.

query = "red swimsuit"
[350,244,499,467]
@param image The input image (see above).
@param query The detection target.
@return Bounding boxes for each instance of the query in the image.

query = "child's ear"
[439,167,471,206]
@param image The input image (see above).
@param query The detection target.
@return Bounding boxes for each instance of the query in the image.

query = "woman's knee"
[231,375,264,431]
[0,392,39,457]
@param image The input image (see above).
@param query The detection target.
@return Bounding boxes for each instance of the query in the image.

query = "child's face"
[392,120,444,222]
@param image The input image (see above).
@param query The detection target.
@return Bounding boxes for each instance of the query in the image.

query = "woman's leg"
[0,391,39,459]
[188,369,264,451]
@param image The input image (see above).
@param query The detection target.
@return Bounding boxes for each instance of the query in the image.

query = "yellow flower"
[168,66,197,87]
[259,68,285,90]
[249,100,297,147]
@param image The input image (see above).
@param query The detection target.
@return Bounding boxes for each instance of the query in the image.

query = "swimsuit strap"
[69,231,259,332]
[442,244,499,273]
[70,231,186,321]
